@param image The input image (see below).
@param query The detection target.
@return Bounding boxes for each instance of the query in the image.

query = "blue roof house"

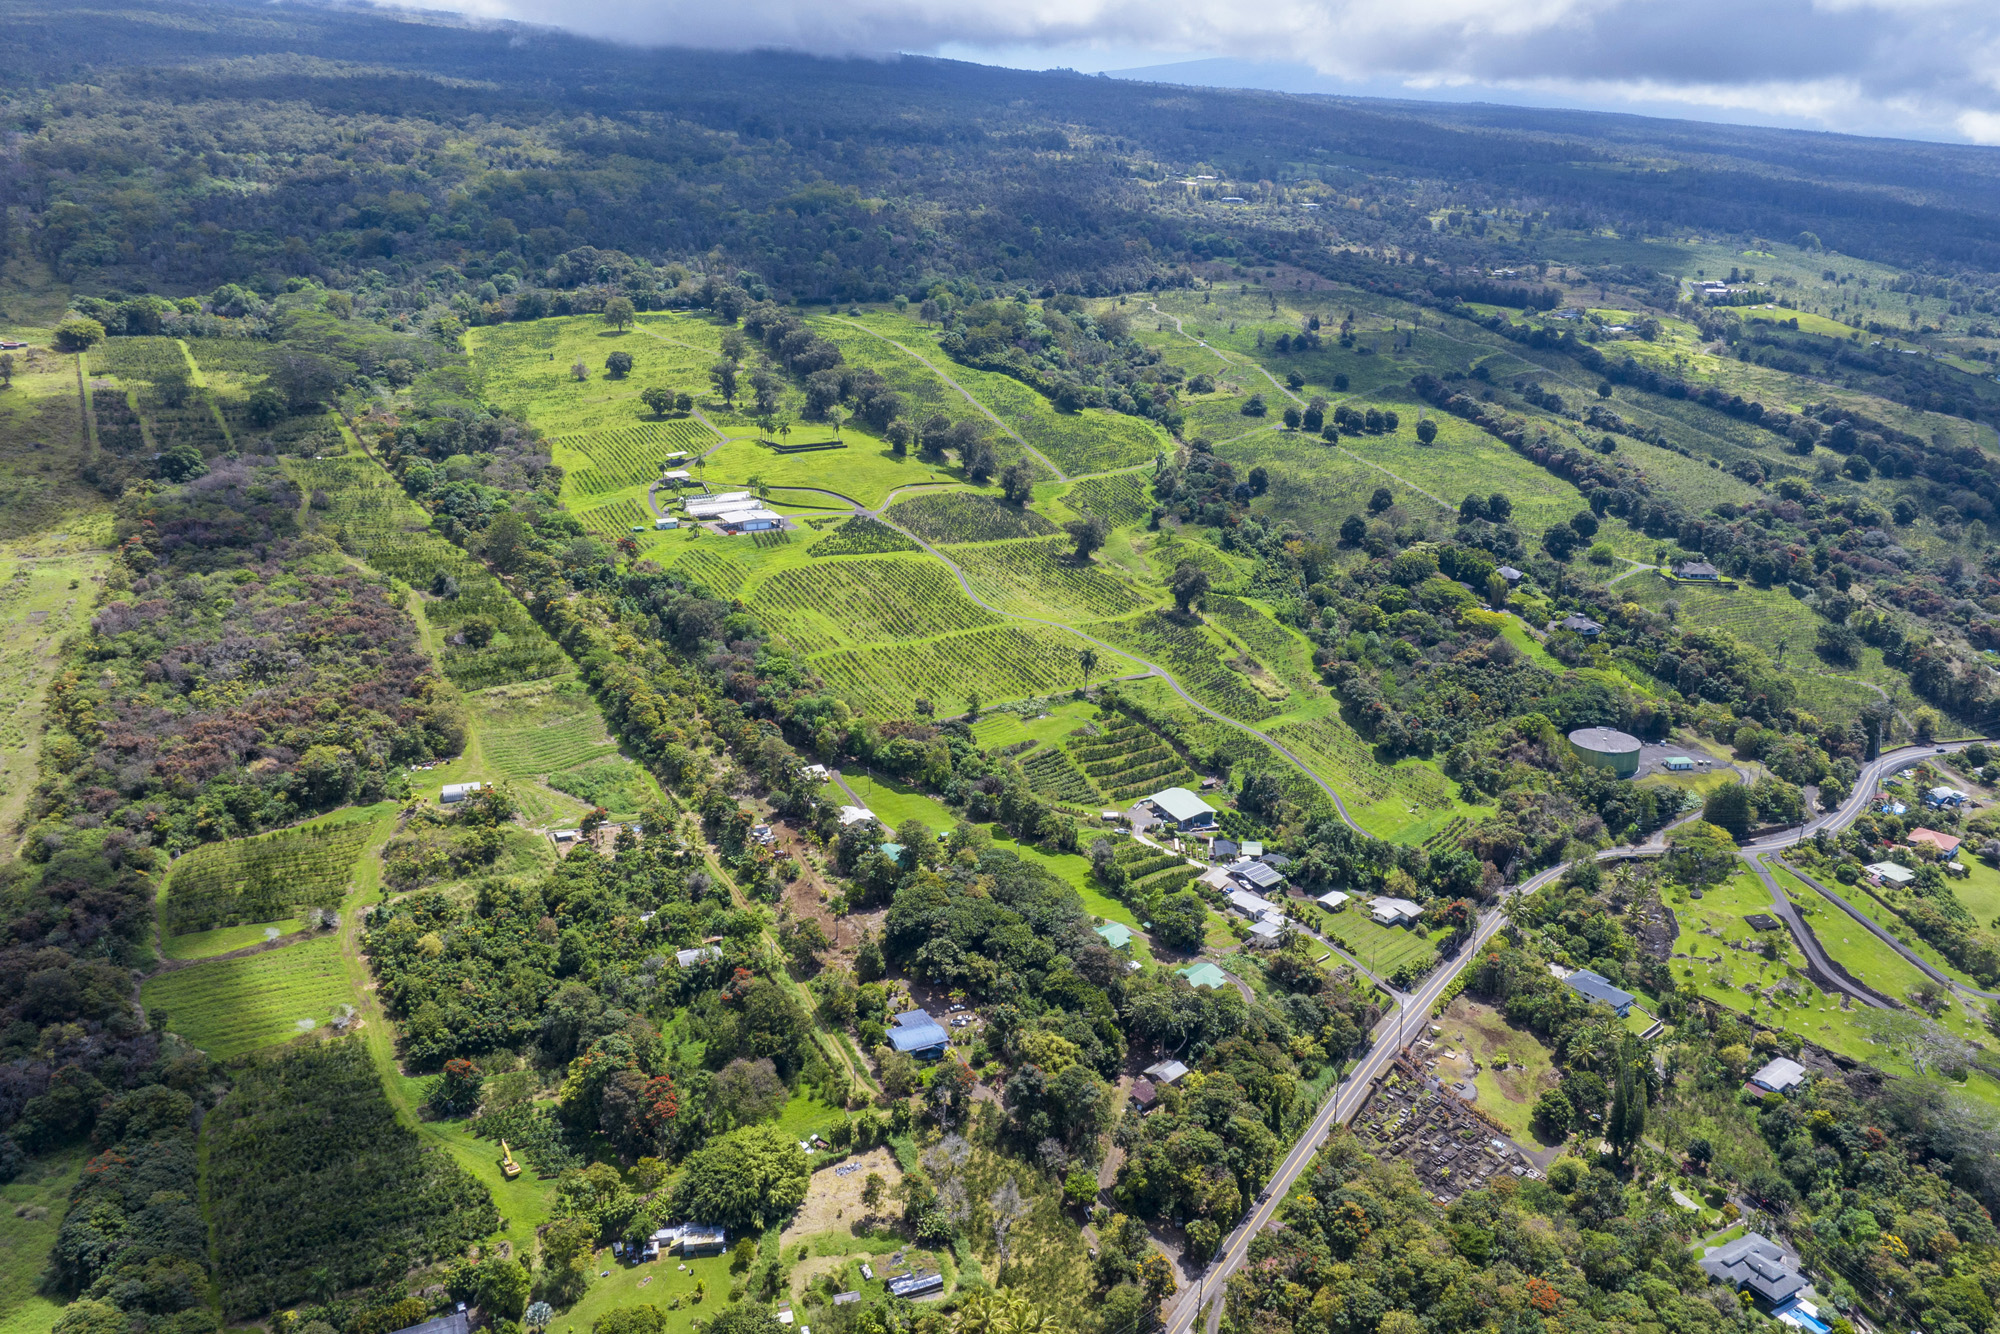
[887,1009,949,1059]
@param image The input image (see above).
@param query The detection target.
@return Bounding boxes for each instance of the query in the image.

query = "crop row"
[1269,715,1457,812]
[809,624,1098,719]
[1018,746,1099,804]
[954,537,1150,620]
[580,496,651,536]
[1205,595,1317,691]
[673,549,751,599]
[809,516,919,557]
[92,385,146,453]
[164,820,374,936]
[1092,612,1279,722]
[1133,864,1200,899]
[749,557,998,655]
[559,420,712,497]
[1064,472,1152,527]
[94,336,190,381]
[938,357,1166,476]
[287,458,431,543]
[141,937,354,1060]
[886,491,1057,544]
[186,337,278,377]
[483,714,621,777]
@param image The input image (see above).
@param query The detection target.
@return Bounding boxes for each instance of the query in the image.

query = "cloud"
[412,0,2000,142]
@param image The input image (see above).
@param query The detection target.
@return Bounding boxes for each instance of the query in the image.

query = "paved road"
[1156,736,1995,1334]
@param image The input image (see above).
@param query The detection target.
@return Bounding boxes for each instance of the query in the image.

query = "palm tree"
[1079,646,1098,685]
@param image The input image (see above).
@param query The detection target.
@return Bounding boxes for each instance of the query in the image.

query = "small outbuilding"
[1178,962,1229,991]
[1316,890,1351,910]
[889,1272,945,1299]
[440,782,490,803]
[1144,1059,1189,1084]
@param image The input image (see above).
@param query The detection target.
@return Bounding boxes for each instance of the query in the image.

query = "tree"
[605,350,634,379]
[1667,820,1740,885]
[1171,561,1211,615]
[247,386,286,426]
[1416,418,1438,444]
[709,359,739,403]
[1000,461,1035,506]
[477,1257,531,1319]
[483,511,531,571]
[1608,1036,1644,1159]
[1367,486,1393,513]
[1487,493,1513,522]
[1282,406,1302,430]
[603,296,635,331]
[53,316,106,353]
[1078,646,1098,685]
[711,1057,788,1128]
[1339,514,1366,544]
[1703,783,1752,840]
[1532,1087,1573,1139]
[825,404,847,438]
[673,1125,811,1230]
[1151,890,1207,952]
[0,353,13,388]
[158,441,207,483]
[862,1172,886,1208]
[640,386,676,417]
[962,437,998,481]
[1065,514,1108,562]
[1063,1166,1097,1209]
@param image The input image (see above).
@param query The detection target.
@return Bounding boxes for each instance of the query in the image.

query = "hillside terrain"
[6,11,2000,1334]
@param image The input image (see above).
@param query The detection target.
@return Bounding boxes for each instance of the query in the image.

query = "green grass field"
[0,1148,83,1334]
[142,936,357,1060]
[159,812,379,938]
[1438,997,1562,1150]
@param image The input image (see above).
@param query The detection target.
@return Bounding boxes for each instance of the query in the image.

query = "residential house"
[1749,1057,1807,1094]
[1130,1078,1159,1110]
[388,1314,469,1334]
[1907,827,1963,859]
[1674,561,1721,580]
[1316,890,1351,910]
[1247,917,1286,946]
[1230,860,1287,893]
[1922,787,1966,810]
[674,946,722,968]
[1143,1059,1189,1084]
[1368,897,1422,926]
[886,1009,950,1060]
[1178,962,1229,991]
[1563,969,1635,1017]
[1559,614,1603,638]
[1864,861,1915,886]
[1094,922,1134,950]
[837,805,877,827]
[1227,888,1280,919]
[1698,1233,1809,1310]
[1496,566,1524,584]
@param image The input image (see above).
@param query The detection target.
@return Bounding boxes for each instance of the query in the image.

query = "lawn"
[141,935,357,1060]
[969,699,1102,750]
[1952,856,2000,927]
[1436,996,1562,1150]
[824,772,960,832]
[1317,906,1441,978]
[0,1148,84,1334]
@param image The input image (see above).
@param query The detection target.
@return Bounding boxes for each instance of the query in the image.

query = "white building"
[1368,896,1423,926]
[1749,1057,1807,1094]
[1316,890,1351,910]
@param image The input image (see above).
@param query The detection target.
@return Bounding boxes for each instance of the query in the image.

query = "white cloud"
[406,0,2000,142]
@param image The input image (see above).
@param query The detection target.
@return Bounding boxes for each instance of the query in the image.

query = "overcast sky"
[422,0,2000,145]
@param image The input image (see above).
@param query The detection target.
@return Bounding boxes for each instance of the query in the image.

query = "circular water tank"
[1568,726,1642,778]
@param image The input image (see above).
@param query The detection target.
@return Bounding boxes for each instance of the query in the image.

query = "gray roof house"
[1563,969,1635,1017]
[389,1315,469,1334]
[1232,860,1286,892]
[1700,1233,1808,1308]
[1559,614,1603,637]
[1750,1057,1807,1094]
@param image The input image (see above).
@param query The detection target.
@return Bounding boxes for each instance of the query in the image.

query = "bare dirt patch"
[779,1146,903,1248]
